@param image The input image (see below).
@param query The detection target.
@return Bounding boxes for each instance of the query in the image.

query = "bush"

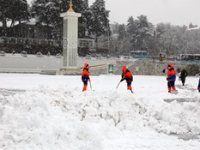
[185,64,200,76]
[21,51,27,57]
[36,51,43,57]
[0,51,5,56]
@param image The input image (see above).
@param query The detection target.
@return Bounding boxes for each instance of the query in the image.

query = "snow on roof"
[187,26,199,31]
[27,0,33,5]
[180,53,200,56]
[27,18,36,25]
[0,21,14,27]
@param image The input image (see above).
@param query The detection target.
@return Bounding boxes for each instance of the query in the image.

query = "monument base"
[59,67,81,75]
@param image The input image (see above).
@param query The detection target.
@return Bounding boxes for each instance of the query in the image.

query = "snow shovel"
[116,81,121,89]
[89,79,92,90]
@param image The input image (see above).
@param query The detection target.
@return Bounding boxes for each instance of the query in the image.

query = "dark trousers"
[180,77,186,86]
[82,76,89,85]
[126,78,132,86]
[168,81,175,88]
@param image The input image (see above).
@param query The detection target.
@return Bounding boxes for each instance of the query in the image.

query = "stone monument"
[60,0,81,74]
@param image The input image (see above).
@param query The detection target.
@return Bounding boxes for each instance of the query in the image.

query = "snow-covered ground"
[0,74,200,150]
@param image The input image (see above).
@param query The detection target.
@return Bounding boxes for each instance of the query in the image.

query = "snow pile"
[145,98,200,137]
[0,74,200,150]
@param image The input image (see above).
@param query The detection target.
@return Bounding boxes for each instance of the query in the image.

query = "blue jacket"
[167,69,176,82]
[167,75,176,81]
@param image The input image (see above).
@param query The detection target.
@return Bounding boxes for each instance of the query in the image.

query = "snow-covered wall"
[0,54,199,75]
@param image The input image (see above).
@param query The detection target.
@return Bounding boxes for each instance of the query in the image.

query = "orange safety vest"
[122,69,133,78]
[167,69,176,76]
[82,68,90,76]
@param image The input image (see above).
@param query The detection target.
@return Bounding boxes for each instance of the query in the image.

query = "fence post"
[108,64,114,74]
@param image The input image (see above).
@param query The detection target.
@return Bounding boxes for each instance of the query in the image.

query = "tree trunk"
[2,14,7,36]
[19,20,22,37]
[95,33,98,49]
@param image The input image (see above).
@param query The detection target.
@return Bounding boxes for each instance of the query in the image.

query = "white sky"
[27,0,200,26]
[89,0,200,26]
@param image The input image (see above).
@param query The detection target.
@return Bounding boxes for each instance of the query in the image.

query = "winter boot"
[82,85,87,91]
[128,85,133,93]
[172,86,176,91]
[168,87,171,93]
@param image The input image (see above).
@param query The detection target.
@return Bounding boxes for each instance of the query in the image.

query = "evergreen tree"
[10,0,29,26]
[31,0,63,38]
[31,0,61,26]
[0,0,29,36]
[118,24,126,40]
[127,17,136,35]
[127,16,137,50]
[127,15,153,50]
[0,0,11,35]
[189,23,198,29]
[31,0,91,38]
[90,0,110,44]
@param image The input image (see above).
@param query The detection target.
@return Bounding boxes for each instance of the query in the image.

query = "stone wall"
[114,59,200,76]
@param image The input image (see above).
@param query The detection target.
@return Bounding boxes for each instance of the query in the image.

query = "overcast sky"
[27,0,200,26]
[89,0,200,26]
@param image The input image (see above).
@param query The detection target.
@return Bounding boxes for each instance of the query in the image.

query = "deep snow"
[0,74,200,150]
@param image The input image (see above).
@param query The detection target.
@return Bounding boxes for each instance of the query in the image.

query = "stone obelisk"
[60,0,81,74]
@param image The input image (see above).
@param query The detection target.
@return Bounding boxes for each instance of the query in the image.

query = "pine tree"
[0,0,29,36]
[0,0,11,35]
[127,16,137,50]
[31,0,61,26]
[118,24,126,40]
[10,0,29,26]
[127,15,153,50]
[31,0,91,38]
[31,0,63,39]
[90,0,110,44]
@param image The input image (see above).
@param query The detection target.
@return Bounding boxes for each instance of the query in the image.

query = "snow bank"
[0,74,200,150]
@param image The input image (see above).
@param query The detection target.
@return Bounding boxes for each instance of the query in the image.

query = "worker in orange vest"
[81,63,91,91]
[119,66,133,93]
[166,64,177,93]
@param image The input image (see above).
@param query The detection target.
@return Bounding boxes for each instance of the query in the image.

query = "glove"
[162,69,165,73]
[120,78,125,82]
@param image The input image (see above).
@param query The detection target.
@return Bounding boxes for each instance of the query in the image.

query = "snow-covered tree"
[90,0,110,43]
[31,0,61,26]
[126,15,154,51]
[155,23,187,55]
[31,0,92,38]
[31,0,60,38]
[10,0,29,26]
[0,0,29,36]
